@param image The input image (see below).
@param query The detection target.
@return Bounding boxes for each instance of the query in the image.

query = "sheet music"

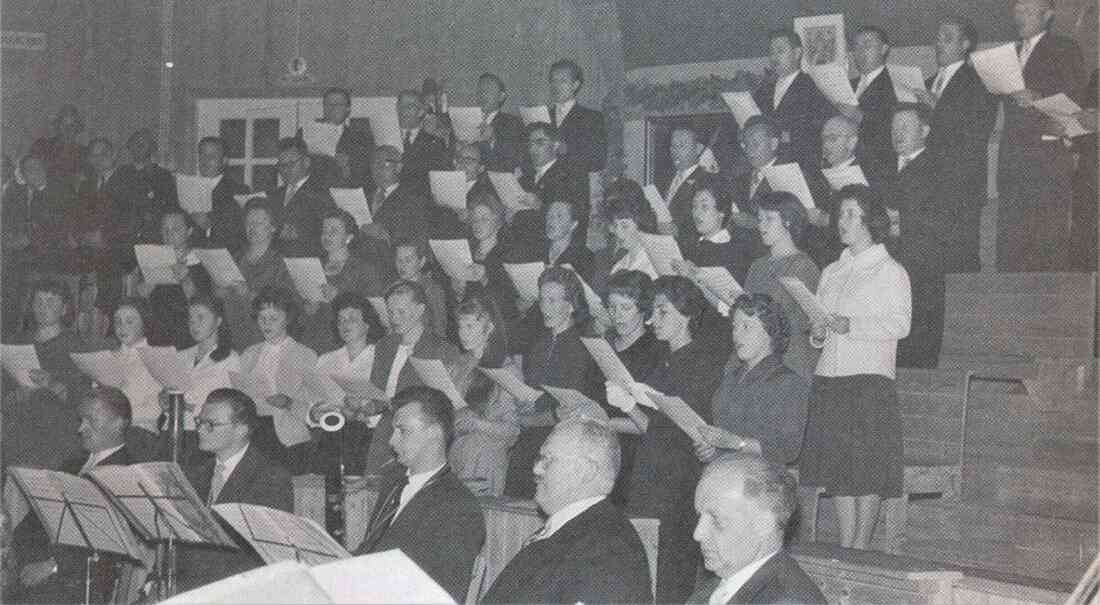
[161,560,332,604]
[886,64,927,103]
[367,296,390,328]
[301,120,342,157]
[429,170,470,211]
[778,276,829,325]
[175,174,220,214]
[330,187,372,227]
[310,549,457,604]
[134,244,180,286]
[232,191,268,207]
[359,97,403,152]
[408,357,467,409]
[212,503,350,566]
[503,261,546,301]
[695,266,744,308]
[487,171,531,211]
[194,248,246,288]
[70,350,126,388]
[1,343,41,388]
[809,63,858,106]
[137,346,192,391]
[284,257,329,302]
[428,239,474,281]
[646,390,708,442]
[447,106,483,142]
[641,185,674,225]
[519,105,552,125]
[579,336,637,387]
[762,163,816,209]
[1031,93,1089,137]
[720,91,762,127]
[970,44,1026,94]
[330,374,387,400]
[560,264,611,327]
[478,366,541,402]
[541,385,610,424]
[636,232,684,276]
[821,164,869,190]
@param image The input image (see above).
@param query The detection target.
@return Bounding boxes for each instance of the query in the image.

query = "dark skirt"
[799,374,903,498]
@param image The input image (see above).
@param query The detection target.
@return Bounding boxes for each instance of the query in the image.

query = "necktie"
[362,475,409,550]
[403,130,413,148]
[284,182,298,206]
[931,68,947,98]
[207,461,227,505]
[667,171,685,200]
[372,187,386,214]
[750,169,763,195]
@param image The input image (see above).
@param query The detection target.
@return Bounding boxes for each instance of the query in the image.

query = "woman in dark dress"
[608,275,727,603]
[452,191,518,325]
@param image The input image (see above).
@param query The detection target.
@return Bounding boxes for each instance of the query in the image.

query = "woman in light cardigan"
[799,185,912,550]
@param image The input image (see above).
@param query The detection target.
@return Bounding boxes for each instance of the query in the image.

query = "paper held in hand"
[487,171,531,211]
[429,170,470,211]
[329,374,387,400]
[720,91,762,127]
[561,264,611,328]
[70,350,126,388]
[429,239,475,282]
[636,233,684,276]
[284,257,329,302]
[579,337,637,388]
[809,63,858,106]
[134,244,180,285]
[970,44,1026,95]
[478,366,541,402]
[408,357,467,409]
[1031,93,1089,138]
[542,385,610,424]
[447,106,484,142]
[175,174,220,214]
[359,97,404,152]
[641,185,674,226]
[821,164,869,190]
[300,120,342,157]
[695,266,744,307]
[330,187,372,227]
[233,191,267,207]
[503,262,546,302]
[778,276,829,325]
[761,163,816,209]
[519,105,552,125]
[886,64,928,103]
[1,344,41,389]
[646,390,708,442]
[137,346,193,391]
[193,248,246,288]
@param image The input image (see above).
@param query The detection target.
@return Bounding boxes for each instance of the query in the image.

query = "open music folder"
[212,503,349,566]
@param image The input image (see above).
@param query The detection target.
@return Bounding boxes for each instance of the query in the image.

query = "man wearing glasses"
[270,136,336,257]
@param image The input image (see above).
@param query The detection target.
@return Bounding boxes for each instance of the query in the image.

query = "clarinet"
[317,410,348,545]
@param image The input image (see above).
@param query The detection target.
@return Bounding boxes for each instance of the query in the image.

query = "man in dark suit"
[519,122,588,247]
[912,16,996,273]
[996,0,1085,271]
[191,136,249,256]
[663,126,719,242]
[2,155,73,290]
[481,419,652,604]
[112,128,180,249]
[753,28,833,171]
[731,115,786,224]
[69,138,123,319]
[11,387,136,604]
[804,115,867,267]
[361,145,430,260]
[354,386,485,602]
[177,388,293,591]
[397,90,449,193]
[267,136,335,257]
[547,59,607,175]
[844,26,898,187]
[428,142,489,240]
[476,73,526,173]
[309,86,375,191]
[688,453,825,604]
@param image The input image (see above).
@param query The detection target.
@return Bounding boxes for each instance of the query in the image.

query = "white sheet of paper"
[175,174,220,214]
[429,170,470,211]
[762,162,816,209]
[330,375,387,400]
[310,549,456,605]
[821,164,869,190]
[284,257,328,303]
[503,262,546,302]
[970,44,1026,94]
[408,357,467,409]
[778,276,829,325]
[636,232,684,276]
[70,350,125,388]
[642,185,674,225]
[809,63,858,106]
[720,91,762,127]
[478,366,541,402]
[360,97,403,152]
[367,297,390,328]
[162,560,331,605]
[696,266,744,306]
[329,187,372,227]
[428,239,474,282]
[193,248,245,288]
[519,105,552,125]
[1,344,40,389]
[134,244,180,286]
[542,385,610,424]
[579,336,637,387]
[887,64,927,103]
[137,346,192,391]
[561,264,611,328]
[448,106,484,142]
[300,120,342,157]
[1031,93,1088,137]
[232,192,267,207]
[487,171,530,211]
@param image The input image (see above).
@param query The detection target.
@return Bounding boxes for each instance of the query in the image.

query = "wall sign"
[2,31,46,51]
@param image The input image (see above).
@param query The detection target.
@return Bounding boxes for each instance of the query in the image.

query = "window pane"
[253,118,281,159]
[219,119,246,158]
[252,164,279,192]
[224,165,244,186]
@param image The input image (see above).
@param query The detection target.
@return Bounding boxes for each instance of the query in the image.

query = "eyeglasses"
[195,418,236,431]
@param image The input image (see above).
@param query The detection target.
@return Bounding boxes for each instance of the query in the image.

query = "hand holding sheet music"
[428,239,475,282]
[447,107,484,142]
[886,64,928,103]
[284,257,329,302]
[810,63,858,106]
[429,170,470,211]
[542,386,610,424]
[70,350,126,388]
[645,390,708,443]
[487,171,533,211]
[503,262,546,302]
[329,187,372,227]
[137,346,192,391]
[194,248,246,288]
[821,164,869,190]
[1031,94,1089,137]
[301,120,343,157]
[2,344,41,389]
[762,163,816,209]
[519,105,551,125]
[408,357,467,409]
[636,232,684,276]
[778,276,829,325]
[562,265,611,328]
[134,244,180,285]
[233,191,267,207]
[720,92,762,127]
[175,174,220,214]
[478,366,542,402]
[970,44,1026,94]
[695,266,744,306]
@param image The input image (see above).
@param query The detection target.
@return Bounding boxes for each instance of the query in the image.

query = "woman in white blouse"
[173,293,240,457]
[110,298,163,437]
[799,185,912,550]
[238,286,319,474]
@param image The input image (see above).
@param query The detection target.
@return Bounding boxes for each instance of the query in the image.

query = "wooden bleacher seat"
[792,542,962,605]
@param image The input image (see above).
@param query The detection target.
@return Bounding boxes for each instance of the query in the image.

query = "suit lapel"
[729,553,783,604]
[216,446,258,504]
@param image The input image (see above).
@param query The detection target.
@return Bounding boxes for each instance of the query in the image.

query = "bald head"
[821,115,860,167]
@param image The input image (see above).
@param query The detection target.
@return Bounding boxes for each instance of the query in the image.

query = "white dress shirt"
[182,347,241,430]
[750,157,777,198]
[79,443,126,476]
[534,158,557,183]
[855,65,886,99]
[116,338,162,432]
[773,71,800,109]
[708,551,780,605]
[1018,31,1045,68]
[666,164,699,201]
[394,462,446,519]
[554,99,575,126]
[385,344,414,398]
[538,495,605,540]
[897,148,925,172]
[931,60,965,97]
[210,442,250,502]
[284,175,308,205]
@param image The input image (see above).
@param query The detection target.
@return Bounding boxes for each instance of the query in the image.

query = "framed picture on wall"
[794,13,846,70]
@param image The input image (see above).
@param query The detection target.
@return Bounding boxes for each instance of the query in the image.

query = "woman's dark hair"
[159,206,196,234]
[187,292,233,362]
[732,293,791,355]
[538,266,589,325]
[112,296,154,342]
[322,207,359,247]
[693,180,735,219]
[455,293,510,409]
[831,184,891,244]
[605,270,654,316]
[330,291,386,344]
[29,278,75,327]
[250,286,300,332]
[601,178,656,233]
[466,189,507,228]
[756,191,808,244]
[243,198,279,229]
[205,388,258,435]
[652,275,708,339]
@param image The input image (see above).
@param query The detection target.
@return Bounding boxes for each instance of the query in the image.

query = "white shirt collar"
[217,442,250,478]
[555,99,575,122]
[82,443,125,474]
[542,495,604,539]
[938,60,965,86]
[839,242,890,268]
[700,228,731,244]
[773,70,800,108]
[483,110,498,124]
[898,147,926,169]
[395,462,446,518]
[383,182,400,197]
[536,158,557,181]
[860,65,886,84]
[404,127,420,140]
[833,155,856,169]
[709,551,780,605]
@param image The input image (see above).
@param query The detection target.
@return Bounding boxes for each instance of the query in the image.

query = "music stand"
[212,503,350,566]
[7,467,145,605]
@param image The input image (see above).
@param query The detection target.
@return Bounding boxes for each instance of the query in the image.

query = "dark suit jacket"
[754,72,833,170]
[400,130,449,193]
[481,498,652,604]
[112,162,180,245]
[926,64,996,201]
[551,103,607,173]
[890,150,962,273]
[520,158,589,246]
[267,174,335,257]
[852,70,898,186]
[356,466,485,602]
[480,111,526,172]
[195,175,250,255]
[337,120,376,190]
[371,182,430,246]
[1004,32,1087,147]
[688,551,826,604]
[1,180,73,271]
